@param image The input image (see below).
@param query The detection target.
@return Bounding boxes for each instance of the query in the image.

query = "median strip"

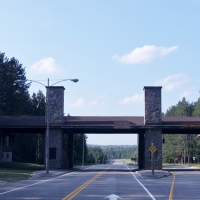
[62,166,111,200]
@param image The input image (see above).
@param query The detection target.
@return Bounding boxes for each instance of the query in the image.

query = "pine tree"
[0,52,31,115]
[31,90,46,116]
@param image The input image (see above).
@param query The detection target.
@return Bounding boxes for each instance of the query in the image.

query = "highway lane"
[63,162,173,200]
[2,161,200,199]
[169,171,200,200]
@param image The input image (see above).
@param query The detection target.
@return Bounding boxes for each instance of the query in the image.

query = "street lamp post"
[151,140,154,176]
[17,78,79,174]
[82,133,84,167]
[46,79,50,174]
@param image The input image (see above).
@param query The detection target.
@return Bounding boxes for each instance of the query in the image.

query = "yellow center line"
[169,172,176,200]
[62,166,111,200]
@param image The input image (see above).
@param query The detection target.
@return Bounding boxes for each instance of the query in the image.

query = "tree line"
[87,145,137,164]
[87,146,108,164]
[163,97,200,164]
[99,145,137,159]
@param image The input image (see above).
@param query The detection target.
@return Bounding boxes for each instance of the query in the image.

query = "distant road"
[0,161,200,199]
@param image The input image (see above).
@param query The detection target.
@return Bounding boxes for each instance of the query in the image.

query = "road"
[0,161,200,199]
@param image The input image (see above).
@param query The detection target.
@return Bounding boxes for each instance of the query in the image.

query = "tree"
[92,145,137,160]
[193,98,200,116]
[165,97,194,117]
[73,134,88,165]
[87,146,108,164]
[31,90,46,116]
[13,133,45,164]
[163,97,200,164]
[0,52,47,164]
[0,52,31,115]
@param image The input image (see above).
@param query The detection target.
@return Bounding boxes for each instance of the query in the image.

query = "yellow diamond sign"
[149,145,157,154]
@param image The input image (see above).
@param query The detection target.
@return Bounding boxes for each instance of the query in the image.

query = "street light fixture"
[17,78,79,174]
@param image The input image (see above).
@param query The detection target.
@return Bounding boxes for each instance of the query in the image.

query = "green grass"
[163,163,200,168]
[162,163,178,167]
[0,162,44,184]
[189,164,200,168]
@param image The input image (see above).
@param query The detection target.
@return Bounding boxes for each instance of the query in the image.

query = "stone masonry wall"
[47,86,67,169]
[46,86,65,124]
[49,129,67,169]
[144,86,162,169]
[144,86,162,125]
[144,129,162,169]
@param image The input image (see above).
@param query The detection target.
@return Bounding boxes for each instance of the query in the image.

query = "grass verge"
[0,162,44,184]
[163,163,200,168]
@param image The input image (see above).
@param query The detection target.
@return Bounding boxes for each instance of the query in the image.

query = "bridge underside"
[1,115,200,134]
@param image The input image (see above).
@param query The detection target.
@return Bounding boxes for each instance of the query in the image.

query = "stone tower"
[143,86,162,169]
[46,86,67,169]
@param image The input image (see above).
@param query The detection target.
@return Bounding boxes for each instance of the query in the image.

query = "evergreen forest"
[163,97,200,164]
[87,145,137,164]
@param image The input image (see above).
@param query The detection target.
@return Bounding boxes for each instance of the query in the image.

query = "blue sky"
[1,1,200,145]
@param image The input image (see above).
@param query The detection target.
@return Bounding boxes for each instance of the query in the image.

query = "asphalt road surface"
[0,161,200,200]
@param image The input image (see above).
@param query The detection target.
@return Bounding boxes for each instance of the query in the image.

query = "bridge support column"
[143,86,162,170]
[67,133,74,169]
[47,86,67,169]
[49,129,67,169]
[138,133,145,169]
[144,129,162,169]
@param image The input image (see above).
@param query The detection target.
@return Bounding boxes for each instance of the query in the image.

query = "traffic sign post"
[149,140,157,176]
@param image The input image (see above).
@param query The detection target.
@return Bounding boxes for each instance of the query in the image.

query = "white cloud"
[70,98,84,108]
[29,57,62,75]
[155,73,188,91]
[120,94,144,105]
[112,45,178,64]
[70,96,106,109]
[179,90,191,99]
[88,95,106,108]
[89,100,98,107]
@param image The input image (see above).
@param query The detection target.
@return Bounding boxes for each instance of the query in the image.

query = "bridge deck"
[0,116,200,134]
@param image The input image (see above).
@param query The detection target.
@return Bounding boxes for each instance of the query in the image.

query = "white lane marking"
[0,165,95,195]
[0,173,70,195]
[105,194,122,199]
[127,166,156,200]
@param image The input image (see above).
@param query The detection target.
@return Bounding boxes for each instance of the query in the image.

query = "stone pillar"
[143,86,162,169]
[47,86,65,124]
[67,133,74,169]
[144,86,162,125]
[49,129,67,169]
[144,129,162,169]
[47,86,67,169]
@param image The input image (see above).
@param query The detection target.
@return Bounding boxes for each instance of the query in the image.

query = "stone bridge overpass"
[0,86,200,169]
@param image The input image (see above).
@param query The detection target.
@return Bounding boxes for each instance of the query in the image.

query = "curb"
[31,166,93,178]
[135,170,171,179]
[31,171,69,178]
